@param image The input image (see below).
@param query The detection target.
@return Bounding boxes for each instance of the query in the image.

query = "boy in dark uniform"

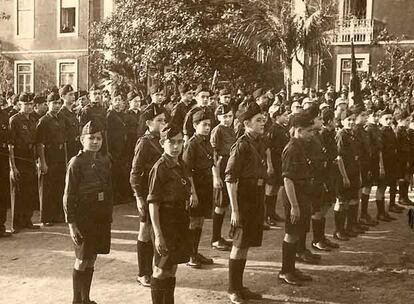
[183,109,215,268]
[353,108,380,226]
[106,90,128,203]
[137,85,165,138]
[9,93,40,233]
[408,114,414,187]
[58,84,80,160]
[32,95,48,121]
[130,103,166,287]
[376,109,399,220]
[395,111,413,206]
[361,110,382,225]
[225,102,265,303]
[79,84,106,128]
[265,106,290,226]
[210,104,236,251]
[124,92,142,175]
[278,112,314,286]
[64,120,113,304]
[318,109,340,246]
[147,124,192,304]
[334,110,362,239]
[183,84,215,143]
[170,83,195,131]
[37,92,67,226]
[0,104,11,237]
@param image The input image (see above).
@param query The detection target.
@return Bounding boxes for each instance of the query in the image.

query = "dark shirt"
[396,126,410,164]
[183,105,215,138]
[170,100,196,129]
[79,103,107,127]
[9,112,37,157]
[130,131,163,198]
[381,126,397,165]
[58,106,80,143]
[320,127,337,164]
[106,109,127,160]
[366,123,382,158]
[282,137,311,182]
[336,128,360,178]
[147,153,191,208]
[63,151,113,223]
[124,109,140,139]
[225,132,266,183]
[306,132,326,182]
[354,124,371,163]
[183,134,214,173]
[267,122,290,179]
[36,112,67,163]
[210,124,236,157]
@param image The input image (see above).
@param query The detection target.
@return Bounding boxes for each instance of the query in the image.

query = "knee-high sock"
[164,277,176,304]
[81,267,94,302]
[228,259,244,293]
[360,193,369,216]
[390,185,397,206]
[321,217,327,239]
[240,259,247,289]
[312,218,322,243]
[72,269,83,303]
[265,195,276,218]
[296,233,307,253]
[376,199,385,215]
[281,241,296,274]
[212,212,224,243]
[151,277,166,304]
[192,228,202,255]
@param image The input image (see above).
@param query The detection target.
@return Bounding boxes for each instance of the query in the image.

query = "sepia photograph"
[0,0,414,303]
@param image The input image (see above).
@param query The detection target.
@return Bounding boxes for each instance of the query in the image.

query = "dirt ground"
[1,192,414,304]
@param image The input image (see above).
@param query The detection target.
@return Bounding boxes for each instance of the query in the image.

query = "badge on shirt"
[98,192,105,201]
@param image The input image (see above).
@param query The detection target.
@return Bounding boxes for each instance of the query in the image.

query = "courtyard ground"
[1,193,414,304]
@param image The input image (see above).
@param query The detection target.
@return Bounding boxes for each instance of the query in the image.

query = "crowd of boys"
[0,81,413,304]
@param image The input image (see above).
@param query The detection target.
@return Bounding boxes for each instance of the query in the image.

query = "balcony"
[332,18,375,45]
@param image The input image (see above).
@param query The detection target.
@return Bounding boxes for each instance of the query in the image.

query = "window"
[57,60,78,89]
[336,54,370,91]
[16,0,34,38]
[58,0,78,35]
[14,61,34,94]
[343,0,367,19]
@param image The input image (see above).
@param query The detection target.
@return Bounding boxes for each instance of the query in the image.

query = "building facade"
[0,0,114,94]
[324,0,414,91]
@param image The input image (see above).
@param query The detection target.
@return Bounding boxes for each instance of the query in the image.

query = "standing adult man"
[9,93,40,233]
[37,92,67,226]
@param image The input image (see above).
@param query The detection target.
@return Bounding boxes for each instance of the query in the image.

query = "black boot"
[81,268,94,303]
[164,277,176,304]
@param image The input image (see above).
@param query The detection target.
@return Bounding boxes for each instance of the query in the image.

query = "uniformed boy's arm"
[283,177,299,209]
[63,160,80,224]
[337,156,349,182]
[266,148,274,175]
[226,182,238,212]
[129,140,148,198]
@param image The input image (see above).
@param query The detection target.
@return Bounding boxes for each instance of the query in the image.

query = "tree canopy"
[89,0,282,94]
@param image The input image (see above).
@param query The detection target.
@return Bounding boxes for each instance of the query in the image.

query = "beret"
[47,92,60,102]
[33,95,46,105]
[149,84,163,95]
[252,88,264,100]
[160,122,182,140]
[215,104,233,116]
[195,84,210,96]
[219,88,231,96]
[238,102,262,122]
[81,119,104,135]
[394,109,410,120]
[193,109,211,123]
[76,90,88,99]
[290,112,313,128]
[269,104,288,118]
[302,103,319,120]
[342,108,356,119]
[319,102,330,111]
[142,103,165,121]
[59,84,74,97]
[19,93,30,103]
[127,91,138,101]
[178,83,192,94]
[50,86,59,94]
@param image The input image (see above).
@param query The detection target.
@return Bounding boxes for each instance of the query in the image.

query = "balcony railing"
[332,18,374,44]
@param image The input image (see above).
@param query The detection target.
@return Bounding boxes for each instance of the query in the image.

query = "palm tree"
[233,0,337,99]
